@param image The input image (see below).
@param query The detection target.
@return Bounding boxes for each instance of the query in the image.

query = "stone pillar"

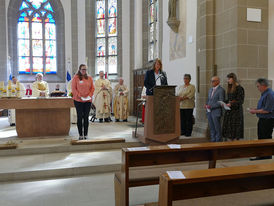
[195,0,216,136]
[195,0,269,140]
[134,0,143,69]
[71,0,78,74]
[0,0,7,82]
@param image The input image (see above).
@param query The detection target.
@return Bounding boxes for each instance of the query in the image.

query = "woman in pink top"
[72,64,95,140]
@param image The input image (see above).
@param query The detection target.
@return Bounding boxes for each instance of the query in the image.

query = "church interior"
[0,0,273,205]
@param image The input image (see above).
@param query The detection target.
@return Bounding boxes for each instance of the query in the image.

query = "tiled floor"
[1,116,274,206]
[1,172,274,206]
[0,150,121,173]
[0,116,140,144]
[0,173,117,206]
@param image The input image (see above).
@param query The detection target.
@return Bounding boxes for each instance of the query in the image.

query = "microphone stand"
[149,74,164,92]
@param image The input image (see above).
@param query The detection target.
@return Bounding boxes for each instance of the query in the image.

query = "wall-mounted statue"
[167,0,180,33]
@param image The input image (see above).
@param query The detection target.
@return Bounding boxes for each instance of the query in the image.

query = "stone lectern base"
[133,129,179,145]
[134,86,181,145]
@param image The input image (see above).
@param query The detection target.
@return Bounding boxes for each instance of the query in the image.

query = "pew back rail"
[159,163,274,206]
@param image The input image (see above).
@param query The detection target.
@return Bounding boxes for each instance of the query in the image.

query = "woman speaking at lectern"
[144,58,168,96]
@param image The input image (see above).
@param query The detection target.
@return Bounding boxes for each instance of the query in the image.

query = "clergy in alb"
[94,71,112,123]
[8,76,25,126]
[32,73,49,97]
[113,78,129,122]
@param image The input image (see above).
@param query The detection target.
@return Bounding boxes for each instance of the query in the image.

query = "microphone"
[149,73,165,92]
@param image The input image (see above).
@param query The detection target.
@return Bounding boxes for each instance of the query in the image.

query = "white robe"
[93,78,112,119]
[113,84,129,120]
[32,81,49,97]
[8,82,25,125]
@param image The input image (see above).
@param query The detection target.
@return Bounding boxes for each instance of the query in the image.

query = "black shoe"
[99,118,103,123]
[10,123,15,126]
[83,136,87,140]
[79,136,83,140]
[123,119,128,122]
[115,119,120,122]
[104,118,109,122]
[250,156,272,161]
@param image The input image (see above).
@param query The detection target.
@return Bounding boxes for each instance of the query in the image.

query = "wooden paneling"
[133,68,149,116]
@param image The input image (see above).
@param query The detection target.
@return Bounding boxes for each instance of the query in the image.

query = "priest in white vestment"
[94,71,112,123]
[32,73,49,97]
[113,78,129,122]
[8,76,26,126]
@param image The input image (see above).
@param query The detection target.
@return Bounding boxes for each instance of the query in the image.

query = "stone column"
[71,0,78,74]
[0,0,7,82]
[195,0,216,136]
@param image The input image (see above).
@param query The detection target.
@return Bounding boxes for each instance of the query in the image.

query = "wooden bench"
[114,139,274,206]
[159,162,274,206]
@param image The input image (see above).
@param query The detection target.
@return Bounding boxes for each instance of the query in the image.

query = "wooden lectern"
[139,86,180,144]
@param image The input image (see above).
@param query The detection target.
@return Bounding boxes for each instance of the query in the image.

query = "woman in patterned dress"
[222,73,245,140]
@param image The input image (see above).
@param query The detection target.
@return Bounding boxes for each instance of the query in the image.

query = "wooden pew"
[114,139,274,206]
[159,163,274,206]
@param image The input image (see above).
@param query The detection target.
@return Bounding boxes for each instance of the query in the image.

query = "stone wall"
[195,0,269,139]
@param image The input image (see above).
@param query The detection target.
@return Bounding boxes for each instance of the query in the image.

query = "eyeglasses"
[211,80,218,82]
[81,69,87,71]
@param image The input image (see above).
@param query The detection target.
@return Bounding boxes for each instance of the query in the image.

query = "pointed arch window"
[95,0,118,75]
[148,0,159,61]
[17,0,57,74]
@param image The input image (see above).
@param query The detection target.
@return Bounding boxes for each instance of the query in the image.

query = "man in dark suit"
[205,76,225,142]
[144,59,168,95]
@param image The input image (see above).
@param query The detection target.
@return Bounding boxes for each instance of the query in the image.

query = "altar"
[0,97,74,138]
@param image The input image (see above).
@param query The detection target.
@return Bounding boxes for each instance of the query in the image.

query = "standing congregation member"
[249,78,274,160]
[32,73,49,97]
[94,71,112,123]
[222,73,245,141]
[72,64,95,140]
[205,76,225,142]
[178,74,195,136]
[144,58,168,96]
[113,78,129,122]
[8,76,25,126]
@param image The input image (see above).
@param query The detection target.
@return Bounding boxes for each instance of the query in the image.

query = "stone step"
[0,149,122,182]
[0,141,142,156]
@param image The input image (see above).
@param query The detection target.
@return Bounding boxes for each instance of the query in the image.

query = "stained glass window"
[96,0,118,74]
[148,0,158,61]
[17,0,57,74]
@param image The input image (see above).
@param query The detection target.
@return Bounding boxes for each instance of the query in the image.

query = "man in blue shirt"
[249,78,274,160]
